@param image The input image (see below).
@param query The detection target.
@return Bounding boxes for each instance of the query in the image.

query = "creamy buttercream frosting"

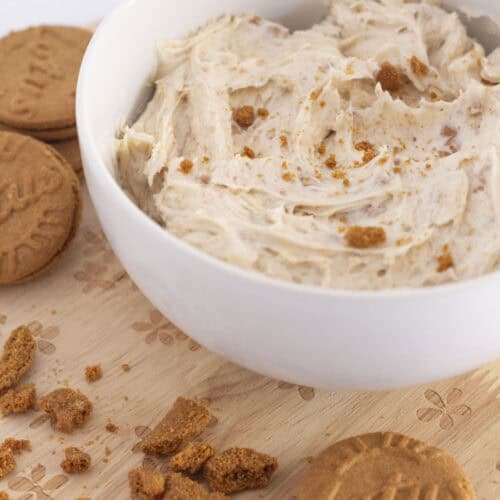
[117,0,500,290]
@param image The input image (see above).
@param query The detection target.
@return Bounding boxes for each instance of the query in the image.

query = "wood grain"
[0,186,499,499]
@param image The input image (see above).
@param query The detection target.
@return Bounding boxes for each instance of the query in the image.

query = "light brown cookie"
[0,26,91,130]
[0,132,82,285]
[0,122,77,142]
[297,432,475,499]
[51,137,82,175]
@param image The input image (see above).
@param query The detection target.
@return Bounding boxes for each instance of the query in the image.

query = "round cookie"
[52,138,82,175]
[0,132,82,285]
[0,26,92,130]
[297,432,475,499]
[0,121,77,142]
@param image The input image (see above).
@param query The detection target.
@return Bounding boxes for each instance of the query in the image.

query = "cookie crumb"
[1,438,31,455]
[121,364,131,372]
[0,326,36,393]
[0,383,36,416]
[105,422,118,433]
[280,135,288,147]
[354,141,378,163]
[170,442,215,474]
[317,143,326,156]
[345,226,387,249]
[376,62,402,92]
[410,56,429,76]
[437,245,454,273]
[242,146,256,159]
[324,154,337,169]
[179,160,193,175]
[0,492,9,500]
[0,448,15,480]
[282,172,295,182]
[60,447,91,474]
[164,472,227,499]
[38,388,93,433]
[128,467,165,500]
[204,447,278,494]
[85,364,102,383]
[140,397,212,455]
[233,106,255,128]
[257,108,269,119]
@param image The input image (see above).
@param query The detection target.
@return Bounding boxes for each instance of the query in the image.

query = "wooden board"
[1,185,499,499]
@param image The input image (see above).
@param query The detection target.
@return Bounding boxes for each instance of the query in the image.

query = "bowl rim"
[76,0,500,302]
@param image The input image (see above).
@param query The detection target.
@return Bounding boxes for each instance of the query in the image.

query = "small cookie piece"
[0,438,31,455]
[345,226,386,249]
[0,26,92,130]
[164,473,228,500]
[85,364,102,383]
[0,326,36,392]
[128,466,165,500]
[0,491,9,500]
[0,384,36,416]
[38,388,93,433]
[0,448,15,480]
[105,422,118,433]
[233,106,255,128]
[204,447,278,494]
[140,397,212,455]
[60,447,91,473]
[0,132,82,285]
[170,442,215,475]
[297,432,476,499]
[376,62,402,92]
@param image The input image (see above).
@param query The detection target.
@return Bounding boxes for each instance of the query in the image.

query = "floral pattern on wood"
[416,388,472,430]
[132,309,201,351]
[277,381,315,401]
[27,321,59,355]
[7,464,67,500]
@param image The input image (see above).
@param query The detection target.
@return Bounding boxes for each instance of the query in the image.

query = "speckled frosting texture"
[117,0,500,290]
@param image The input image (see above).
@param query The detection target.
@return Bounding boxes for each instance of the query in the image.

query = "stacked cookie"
[0,26,90,285]
[0,25,91,175]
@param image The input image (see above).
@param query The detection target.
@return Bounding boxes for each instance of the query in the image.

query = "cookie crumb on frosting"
[345,226,387,249]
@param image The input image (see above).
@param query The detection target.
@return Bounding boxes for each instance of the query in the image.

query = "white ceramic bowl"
[77,0,500,390]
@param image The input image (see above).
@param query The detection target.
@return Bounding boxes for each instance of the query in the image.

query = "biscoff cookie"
[0,448,15,480]
[140,397,212,455]
[60,447,91,473]
[128,466,165,500]
[170,442,215,475]
[0,121,77,142]
[297,432,475,499]
[38,388,93,433]
[204,447,278,494]
[0,384,36,416]
[0,438,31,455]
[0,132,82,285]
[0,326,36,393]
[0,26,91,131]
[52,137,82,174]
[164,472,228,500]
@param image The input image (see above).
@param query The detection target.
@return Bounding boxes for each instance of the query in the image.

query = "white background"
[0,0,123,37]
